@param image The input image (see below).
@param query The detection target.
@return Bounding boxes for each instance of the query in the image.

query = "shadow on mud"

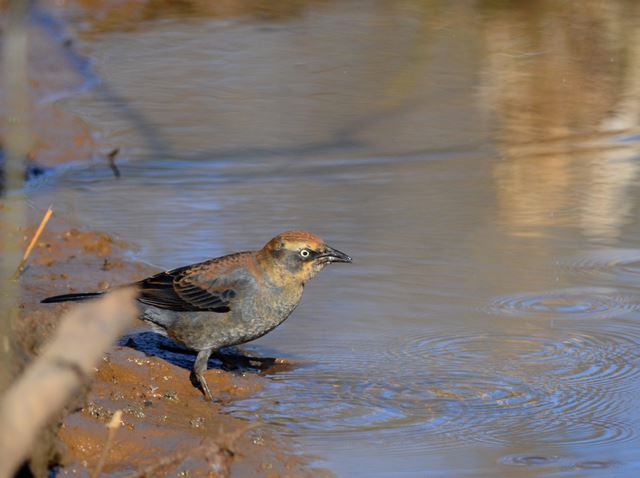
[119,331,304,375]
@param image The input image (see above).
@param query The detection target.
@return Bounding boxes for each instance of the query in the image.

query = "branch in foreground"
[0,288,137,478]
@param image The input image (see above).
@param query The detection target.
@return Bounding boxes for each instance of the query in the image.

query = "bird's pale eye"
[300,249,311,258]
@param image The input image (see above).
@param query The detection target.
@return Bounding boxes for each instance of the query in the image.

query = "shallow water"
[30,1,640,476]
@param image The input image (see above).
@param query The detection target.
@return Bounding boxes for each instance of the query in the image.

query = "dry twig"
[91,409,123,478]
[12,205,53,279]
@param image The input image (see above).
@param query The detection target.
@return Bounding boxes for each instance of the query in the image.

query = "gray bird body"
[139,272,303,352]
[42,231,351,400]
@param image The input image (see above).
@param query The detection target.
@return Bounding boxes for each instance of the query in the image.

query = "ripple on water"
[499,455,619,471]
[387,331,640,386]
[565,249,640,284]
[499,454,562,467]
[485,287,639,319]
[230,327,640,453]
[230,369,548,454]
[381,329,640,446]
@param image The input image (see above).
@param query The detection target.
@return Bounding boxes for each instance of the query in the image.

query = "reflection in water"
[565,249,640,286]
[481,1,640,241]
[492,139,640,241]
[32,0,640,476]
[74,0,330,34]
[480,1,630,142]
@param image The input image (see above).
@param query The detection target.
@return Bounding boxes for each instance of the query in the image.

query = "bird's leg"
[190,348,214,401]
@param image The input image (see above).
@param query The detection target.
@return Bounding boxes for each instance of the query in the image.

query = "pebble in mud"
[163,390,179,402]
[111,391,125,400]
[85,402,111,421]
[144,384,160,398]
[190,417,206,429]
[97,280,110,290]
[124,404,146,419]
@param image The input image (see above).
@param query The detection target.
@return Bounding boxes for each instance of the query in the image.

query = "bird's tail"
[41,292,104,304]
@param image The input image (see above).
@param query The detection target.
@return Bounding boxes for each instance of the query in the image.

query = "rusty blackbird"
[42,230,352,400]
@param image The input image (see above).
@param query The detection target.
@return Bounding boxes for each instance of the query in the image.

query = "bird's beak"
[320,246,352,263]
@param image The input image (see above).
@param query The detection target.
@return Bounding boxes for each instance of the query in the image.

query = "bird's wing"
[137,252,254,312]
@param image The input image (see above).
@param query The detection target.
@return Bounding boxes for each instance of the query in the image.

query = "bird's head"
[258,230,352,284]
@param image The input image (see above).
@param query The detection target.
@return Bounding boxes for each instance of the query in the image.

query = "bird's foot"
[190,370,214,401]
[192,349,215,401]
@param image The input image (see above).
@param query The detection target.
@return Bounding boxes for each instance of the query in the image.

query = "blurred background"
[8,0,640,476]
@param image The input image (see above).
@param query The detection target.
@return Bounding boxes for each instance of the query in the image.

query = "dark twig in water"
[107,148,121,179]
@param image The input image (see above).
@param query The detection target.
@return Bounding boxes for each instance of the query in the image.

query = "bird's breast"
[234,283,303,332]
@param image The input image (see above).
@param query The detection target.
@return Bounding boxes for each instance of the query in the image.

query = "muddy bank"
[3,209,324,478]
[1,4,326,477]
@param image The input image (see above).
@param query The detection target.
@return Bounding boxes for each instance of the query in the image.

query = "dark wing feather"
[137,253,250,312]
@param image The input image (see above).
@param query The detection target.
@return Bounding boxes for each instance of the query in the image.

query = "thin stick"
[91,409,123,478]
[12,205,53,279]
[0,289,138,478]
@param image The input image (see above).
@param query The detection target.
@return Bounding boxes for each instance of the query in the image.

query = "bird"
[42,230,352,400]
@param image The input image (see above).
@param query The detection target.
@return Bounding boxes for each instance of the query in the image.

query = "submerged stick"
[107,148,121,179]
[0,288,137,478]
[12,205,53,279]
